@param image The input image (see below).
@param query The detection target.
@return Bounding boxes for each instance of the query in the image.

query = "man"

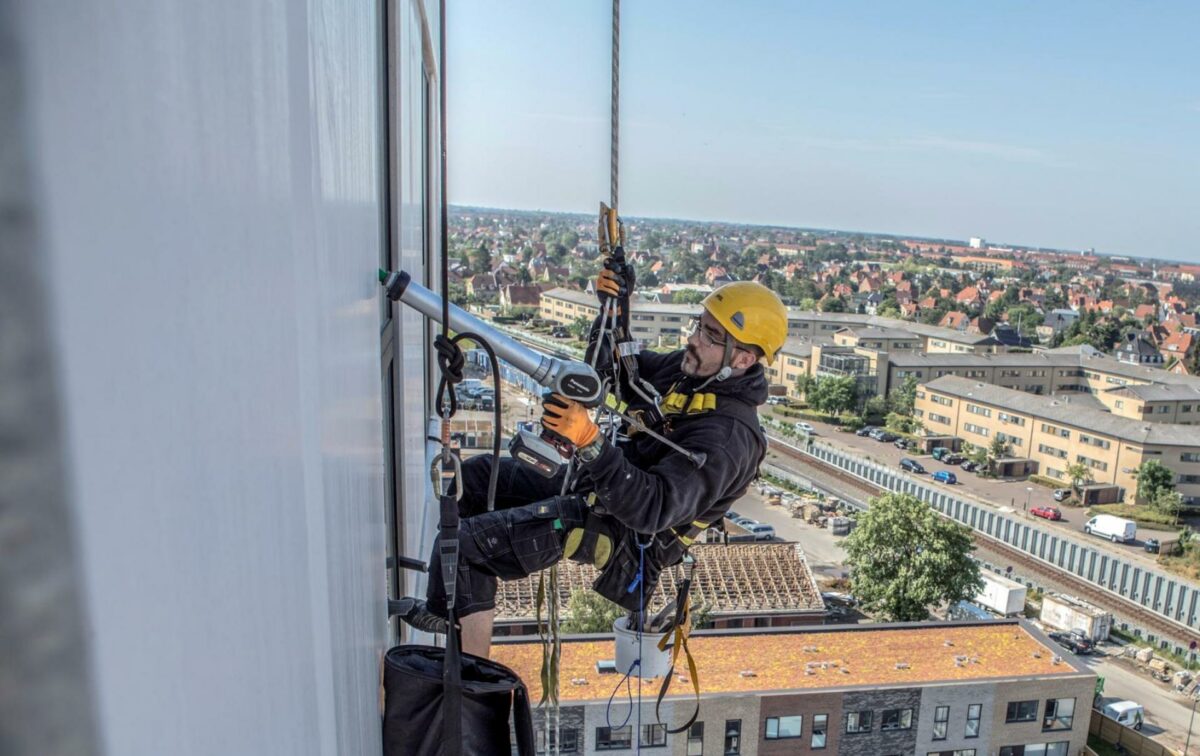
[397,276,787,658]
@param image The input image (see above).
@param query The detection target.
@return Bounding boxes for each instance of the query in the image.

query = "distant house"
[1159,331,1196,364]
[1042,309,1078,334]
[1116,331,1165,365]
[989,323,1032,349]
[498,283,547,311]
[939,311,970,331]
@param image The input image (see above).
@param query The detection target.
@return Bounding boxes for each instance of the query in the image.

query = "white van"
[1101,700,1144,730]
[1084,514,1137,544]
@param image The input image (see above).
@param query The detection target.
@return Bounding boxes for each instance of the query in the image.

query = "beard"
[680,346,710,378]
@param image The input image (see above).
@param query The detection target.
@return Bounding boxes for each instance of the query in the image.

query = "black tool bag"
[383,644,535,756]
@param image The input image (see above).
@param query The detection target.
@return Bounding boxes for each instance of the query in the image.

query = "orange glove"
[541,394,599,448]
[596,268,622,298]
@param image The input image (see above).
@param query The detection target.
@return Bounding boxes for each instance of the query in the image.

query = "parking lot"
[770,413,1173,565]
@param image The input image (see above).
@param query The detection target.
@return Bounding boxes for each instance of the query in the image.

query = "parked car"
[942,454,965,465]
[873,431,898,443]
[931,446,952,460]
[745,523,776,541]
[732,516,757,527]
[1048,631,1093,656]
[893,438,911,450]
[960,460,980,472]
[1144,538,1161,554]
[795,422,815,435]
[725,509,742,522]
[932,470,957,485]
[1052,488,1071,502]
[899,458,926,474]
[856,426,877,437]
[549,327,571,338]
[1030,506,1063,521]
[765,395,789,406]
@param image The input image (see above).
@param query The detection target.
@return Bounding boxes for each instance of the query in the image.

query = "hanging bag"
[382,644,535,756]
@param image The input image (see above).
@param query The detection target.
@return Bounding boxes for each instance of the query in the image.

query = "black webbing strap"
[438,450,463,756]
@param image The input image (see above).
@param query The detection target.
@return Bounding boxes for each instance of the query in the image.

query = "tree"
[987,436,1011,461]
[469,241,491,274]
[887,375,918,416]
[794,373,815,402]
[568,315,592,340]
[1134,459,1175,504]
[844,492,982,622]
[818,295,847,313]
[1065,462,1092,491]
[561,588,624,633]
[672,289,706,305]
[1152,489,1183,526]
[862,394,888,420]
[809,375,858,415]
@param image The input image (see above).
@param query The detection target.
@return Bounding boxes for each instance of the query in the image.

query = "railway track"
[769,439,1200,649]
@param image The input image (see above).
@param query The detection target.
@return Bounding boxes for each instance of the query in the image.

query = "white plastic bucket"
[612,616,673,678]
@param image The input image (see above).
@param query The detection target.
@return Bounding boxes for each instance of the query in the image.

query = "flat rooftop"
[491,621,1085,702]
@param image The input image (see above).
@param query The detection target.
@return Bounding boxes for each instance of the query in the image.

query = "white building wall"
[16,2,428,754]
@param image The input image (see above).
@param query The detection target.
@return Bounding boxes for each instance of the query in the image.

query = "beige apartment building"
[914,375,1200,504]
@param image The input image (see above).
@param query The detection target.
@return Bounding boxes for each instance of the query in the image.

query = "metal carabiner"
[429,446,463,501]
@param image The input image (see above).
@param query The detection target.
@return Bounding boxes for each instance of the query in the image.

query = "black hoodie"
[578,347,768,537]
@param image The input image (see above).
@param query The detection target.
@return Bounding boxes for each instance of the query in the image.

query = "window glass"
[764,715,802,739]
[1043,698,1074,731]
[687,722,703,756]
[723,720,740,755]
[965,704,981,738]
[932,705,949,740]
[641,724,666,747]
[1006,700,1039,723]
[880,708,913,731]
[811,714,827,749]
[596,726,632,751]
[846,710,873,734]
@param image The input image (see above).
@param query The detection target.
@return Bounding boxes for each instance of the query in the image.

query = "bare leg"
[461,610,495,658]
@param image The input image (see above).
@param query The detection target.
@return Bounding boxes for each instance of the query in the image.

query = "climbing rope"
[610,0,620,211]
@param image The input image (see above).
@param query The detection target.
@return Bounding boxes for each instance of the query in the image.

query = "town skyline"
[450,204,1194,267]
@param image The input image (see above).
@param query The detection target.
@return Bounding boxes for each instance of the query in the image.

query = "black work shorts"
[425,492,589,618]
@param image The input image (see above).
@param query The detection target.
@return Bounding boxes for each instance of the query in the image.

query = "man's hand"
[595,259,636,303]
[541,393,599,448]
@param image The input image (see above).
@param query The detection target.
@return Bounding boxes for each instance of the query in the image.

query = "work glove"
[541,393,599,448]
[595,259,636,303]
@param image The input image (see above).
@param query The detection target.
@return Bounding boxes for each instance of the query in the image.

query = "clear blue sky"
[447,1,1199,262]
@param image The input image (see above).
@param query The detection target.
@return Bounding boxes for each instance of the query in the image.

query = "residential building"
[1116,332,1164,365]
[492,620,1094,756]
[915,375,1200,503]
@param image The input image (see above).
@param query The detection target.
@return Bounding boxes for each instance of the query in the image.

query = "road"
[1085,652,1197,752]
[776,412,1175,564]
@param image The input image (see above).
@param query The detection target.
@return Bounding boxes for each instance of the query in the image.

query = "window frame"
[932,705,950,740]
[764,715,803,740]
[596,725,632,751]
[811,713,828,749]
[965,703,982,739]
[1006,699,1039,723]
[1042,698,1075,732]
[845,710,873,734]
[880,707,913,732]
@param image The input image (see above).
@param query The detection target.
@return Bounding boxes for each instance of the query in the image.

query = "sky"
[447,1,1199,262]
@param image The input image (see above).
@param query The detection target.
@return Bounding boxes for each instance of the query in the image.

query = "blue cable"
[636,540,647,754]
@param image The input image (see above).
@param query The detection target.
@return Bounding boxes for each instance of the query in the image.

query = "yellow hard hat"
[701,281,788,361]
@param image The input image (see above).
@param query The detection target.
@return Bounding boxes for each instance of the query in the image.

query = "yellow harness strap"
[662,390,717,415]
[655,593,701,733]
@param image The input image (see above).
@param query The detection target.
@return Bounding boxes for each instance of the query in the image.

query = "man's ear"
[731,349,758,371]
